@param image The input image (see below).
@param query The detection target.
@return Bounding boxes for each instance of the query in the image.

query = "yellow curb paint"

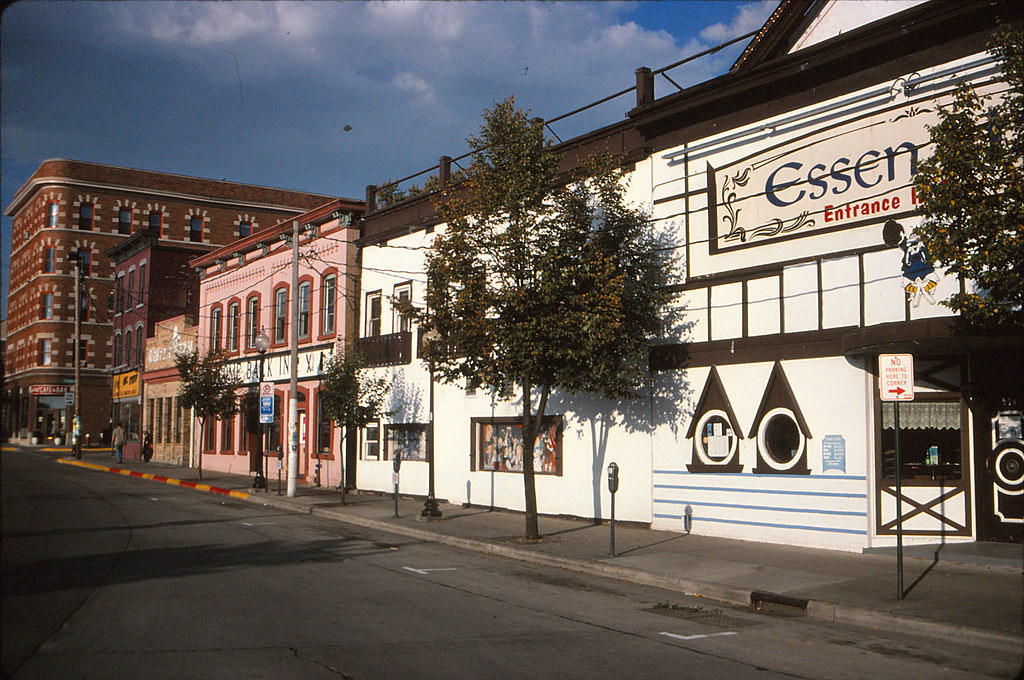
[56,457,251,501]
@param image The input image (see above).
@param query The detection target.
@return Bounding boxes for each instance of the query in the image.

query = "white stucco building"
[354,0,1021,550]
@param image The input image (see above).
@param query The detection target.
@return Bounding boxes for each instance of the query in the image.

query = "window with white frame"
[363,422,380,460]
[211,307,222,352]
[246,296,260,348]
[365,292,382,337]
[321,274,337,335]
[39,339,52,366]
[227,302,240,351]
[297,281,311,339]
[394,282,412,333]
[274,288,288,342]
[40,293,54,320]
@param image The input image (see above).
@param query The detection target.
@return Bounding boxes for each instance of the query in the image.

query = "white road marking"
[403,567,458,575]
[660,631,738,641]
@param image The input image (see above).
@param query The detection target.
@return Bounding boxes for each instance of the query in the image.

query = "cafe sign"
[707,85,941,253]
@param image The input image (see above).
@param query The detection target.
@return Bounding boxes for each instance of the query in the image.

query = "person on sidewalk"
[142,431,153,463]
[112,422,126,464]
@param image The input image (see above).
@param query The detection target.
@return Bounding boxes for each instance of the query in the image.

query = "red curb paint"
[180,481,197,489]
[152,475,169,482]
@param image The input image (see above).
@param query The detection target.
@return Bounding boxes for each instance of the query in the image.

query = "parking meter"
[607,462,619,556]
[607,462,619,493]
[392,451,402,518]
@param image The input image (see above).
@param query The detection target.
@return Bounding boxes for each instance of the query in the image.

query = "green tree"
[413,97,673,539]
[914,26,1024,328]
[318,347,391,500]
[175,349,241,480]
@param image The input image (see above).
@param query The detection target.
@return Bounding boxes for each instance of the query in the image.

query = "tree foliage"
[174,349,241,479]
[412,97,674,539]
[319,347,391,430]
[914,26,1024,329]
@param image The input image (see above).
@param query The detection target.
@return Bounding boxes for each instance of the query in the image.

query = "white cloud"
[701,2,776,43]
[392,71,433,98]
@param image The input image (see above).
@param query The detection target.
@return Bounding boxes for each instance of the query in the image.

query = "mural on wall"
[883,219,941,307]
[473,417,562,474]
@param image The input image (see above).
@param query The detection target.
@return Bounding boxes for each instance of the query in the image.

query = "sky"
[0,0,777,319]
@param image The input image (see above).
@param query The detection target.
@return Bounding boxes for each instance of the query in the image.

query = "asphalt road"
[2,448,1016,679]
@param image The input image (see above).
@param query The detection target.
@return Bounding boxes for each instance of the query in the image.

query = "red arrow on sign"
[888,387,906,396]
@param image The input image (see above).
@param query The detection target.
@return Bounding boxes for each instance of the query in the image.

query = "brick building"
[3,159,334,446]
[142,316,198,465]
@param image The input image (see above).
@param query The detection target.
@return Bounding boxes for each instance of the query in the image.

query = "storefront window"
[881,399,962,480]
[384,424,427,462]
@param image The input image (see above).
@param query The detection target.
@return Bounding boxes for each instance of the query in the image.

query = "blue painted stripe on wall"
[653,513,868,535]
[654,484,866,499]
[653,470,866,481]
[654,498,866,517]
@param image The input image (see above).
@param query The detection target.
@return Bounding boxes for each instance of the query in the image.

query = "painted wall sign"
[707,83,940,253]
[821,434,847,473]
[234,344,335,385]
[112,371,141,400]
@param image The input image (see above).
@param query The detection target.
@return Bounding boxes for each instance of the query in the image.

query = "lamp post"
[421,330,442,519]
[253,329,270,489]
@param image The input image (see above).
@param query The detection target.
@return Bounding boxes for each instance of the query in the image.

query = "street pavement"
[24,446,1024,656]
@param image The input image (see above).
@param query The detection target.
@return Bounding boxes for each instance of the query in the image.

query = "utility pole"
[287,220,300,497]
[70,251,82,459]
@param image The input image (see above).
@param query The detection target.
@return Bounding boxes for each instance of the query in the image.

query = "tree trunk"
[197,417,205,481]
[520,379,550,540]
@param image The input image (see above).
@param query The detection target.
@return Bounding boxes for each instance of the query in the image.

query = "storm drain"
[645,603,762,630]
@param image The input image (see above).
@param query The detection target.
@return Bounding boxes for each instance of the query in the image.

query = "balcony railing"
[355,331,413,367]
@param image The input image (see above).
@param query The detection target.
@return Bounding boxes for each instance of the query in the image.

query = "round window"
[694,410,737,465]
[757,407,804,471]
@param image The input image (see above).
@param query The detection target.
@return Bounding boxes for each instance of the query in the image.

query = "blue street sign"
[260,395,274,424]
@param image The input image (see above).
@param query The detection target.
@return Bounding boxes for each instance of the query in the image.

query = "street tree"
[174,349,241,480]
[412,97,674,539]
[914,26,1024,329]
[318,346,391,501]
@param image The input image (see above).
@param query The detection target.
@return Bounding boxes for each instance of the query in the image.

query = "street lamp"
[421,329,442,519]
[253,329,270,489]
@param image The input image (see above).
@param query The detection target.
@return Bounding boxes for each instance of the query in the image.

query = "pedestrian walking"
[112,422,126,464]
[142,431,153,462]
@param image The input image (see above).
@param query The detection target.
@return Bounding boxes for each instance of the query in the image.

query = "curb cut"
[247,495,1022,651]
[56,458,251,500]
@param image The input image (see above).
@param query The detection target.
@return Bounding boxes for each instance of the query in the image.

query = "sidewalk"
[46,448,1024,651]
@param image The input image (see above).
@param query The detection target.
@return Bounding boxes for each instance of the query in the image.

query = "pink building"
[190,198,362,488]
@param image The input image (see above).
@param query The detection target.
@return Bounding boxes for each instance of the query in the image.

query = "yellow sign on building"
[112,371,140,400]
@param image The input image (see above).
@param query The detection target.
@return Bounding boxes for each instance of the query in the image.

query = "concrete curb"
[49,457,1022,652]
[249,494,1023,651]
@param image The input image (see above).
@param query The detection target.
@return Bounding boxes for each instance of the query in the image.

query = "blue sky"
[0,0,776,318]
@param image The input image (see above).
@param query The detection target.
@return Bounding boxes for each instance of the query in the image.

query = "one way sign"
[879,354,914,402]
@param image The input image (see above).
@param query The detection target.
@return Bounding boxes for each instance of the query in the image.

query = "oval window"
[694,409,737,465]
[757,407,804,471]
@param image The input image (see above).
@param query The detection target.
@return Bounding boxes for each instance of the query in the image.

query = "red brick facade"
[4,159,335,446]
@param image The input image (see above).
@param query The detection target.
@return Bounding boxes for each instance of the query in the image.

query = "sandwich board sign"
[879,354,914,402]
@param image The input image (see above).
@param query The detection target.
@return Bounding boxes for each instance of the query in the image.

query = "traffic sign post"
[259,382,274,424]
[879,354,914,599]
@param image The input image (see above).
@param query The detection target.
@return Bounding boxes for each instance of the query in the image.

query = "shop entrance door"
[975,403,1023,542]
